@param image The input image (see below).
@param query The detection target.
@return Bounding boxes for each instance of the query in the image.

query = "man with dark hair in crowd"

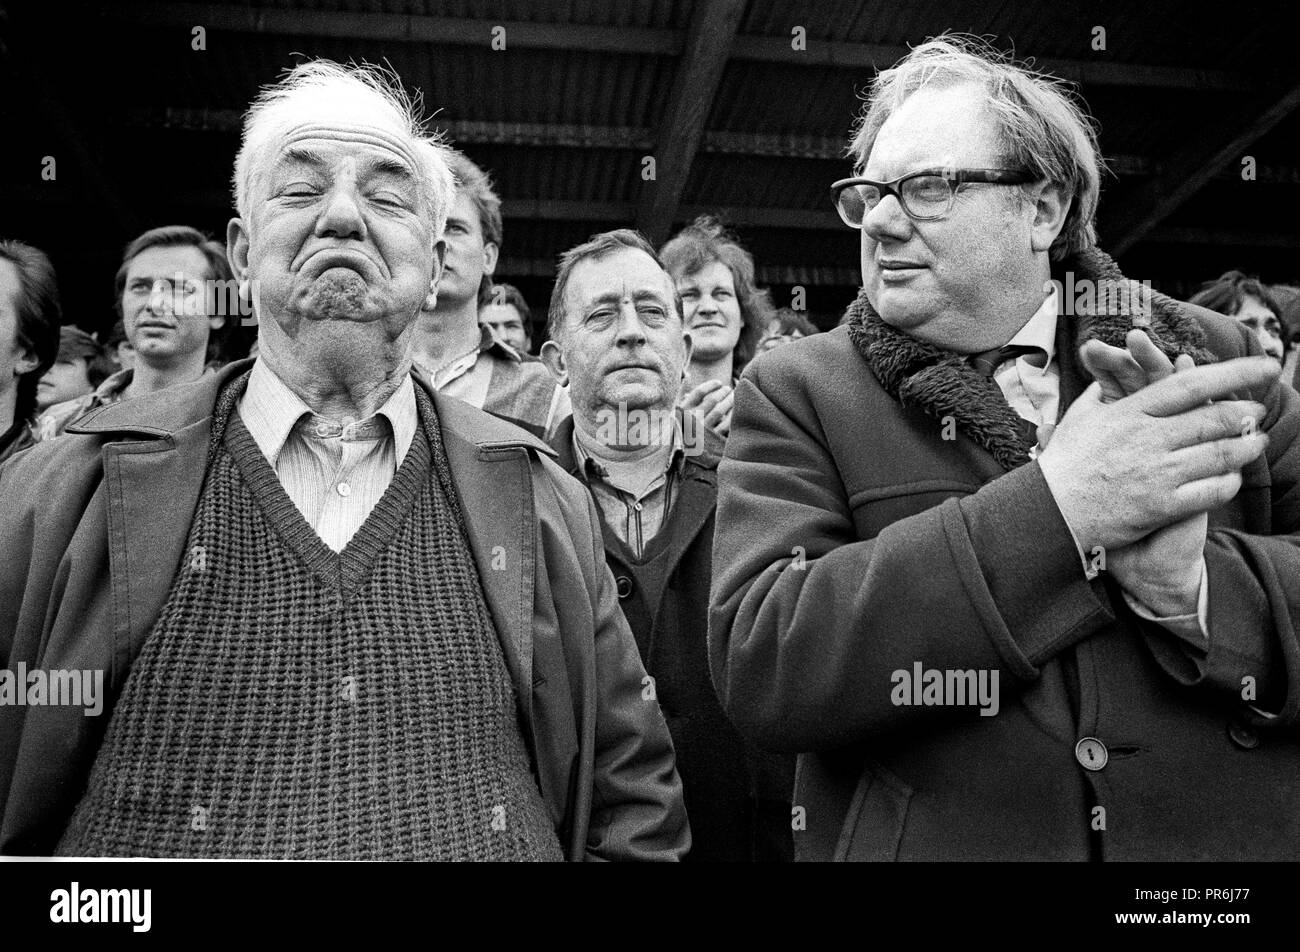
[660,215,775,438]
[541,228,793,862]
[36,327,101,413]
[711,35,1299,861]
[38,225,233,439]
[0,60,686,861]
[410,150,568,439]
[1189,270,1288,365]
[481,281,533,354]
[0,240,61,464]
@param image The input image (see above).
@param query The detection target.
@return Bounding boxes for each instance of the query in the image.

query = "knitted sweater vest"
[56,376,562,860]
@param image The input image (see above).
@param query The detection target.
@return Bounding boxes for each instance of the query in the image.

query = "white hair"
[416,137,457,240]
[233,59,455,238]
[848,34,1105,262]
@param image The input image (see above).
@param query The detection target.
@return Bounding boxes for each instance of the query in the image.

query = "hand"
[679,379,734,437]
[1037,355,1276,552]
[1081,332,1206,613]
[1081,329,1190,403]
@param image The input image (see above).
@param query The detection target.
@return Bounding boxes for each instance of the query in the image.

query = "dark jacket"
[552,411,794,861]
[0,359,689,861]
[711,255,1300,861]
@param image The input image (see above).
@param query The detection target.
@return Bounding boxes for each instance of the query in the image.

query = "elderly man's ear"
[227,218,250,282]
[1028,181,1070,254]
[226,218,257,314]
[424,239,448,312]
[540,338,567,387]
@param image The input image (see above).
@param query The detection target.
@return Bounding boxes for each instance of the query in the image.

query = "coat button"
[615,575,633,599]
[1075,737,1108,771]
[1228,722,1260,750]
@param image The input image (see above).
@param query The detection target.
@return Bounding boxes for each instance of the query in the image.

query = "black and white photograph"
[0,0,1296,932]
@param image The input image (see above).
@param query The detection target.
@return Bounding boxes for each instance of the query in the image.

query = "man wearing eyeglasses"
[710,35,1300,861]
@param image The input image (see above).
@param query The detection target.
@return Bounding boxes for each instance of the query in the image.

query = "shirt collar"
[1005,284,1059,362]
[240,358,418,467]
[571,411,685,482]
[93,367,134,402]
[411,323,519,390]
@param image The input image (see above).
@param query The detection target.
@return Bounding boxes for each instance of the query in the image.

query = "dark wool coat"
[552,412,795,862]
[0,359,689,861]
[710,249,1300,861]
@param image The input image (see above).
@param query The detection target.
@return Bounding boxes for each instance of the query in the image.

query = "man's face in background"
[548,248,689,422]
[436,192,497,308]
[122,245,221,366]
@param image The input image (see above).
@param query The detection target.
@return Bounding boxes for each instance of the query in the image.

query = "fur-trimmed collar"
[845,247,1216,471]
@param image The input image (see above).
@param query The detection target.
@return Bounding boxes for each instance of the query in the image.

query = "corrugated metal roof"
[4,0,1298,337]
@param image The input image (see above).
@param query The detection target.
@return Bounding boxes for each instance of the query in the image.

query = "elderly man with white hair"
[711,35,1300,861]
[0,60,688,861]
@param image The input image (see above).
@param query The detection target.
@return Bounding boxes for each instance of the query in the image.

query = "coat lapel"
[431,390,560,730]
[101,422,212,688]
[68,364,249,689]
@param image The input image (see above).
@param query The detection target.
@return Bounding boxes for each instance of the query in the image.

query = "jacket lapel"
[647,463,716,569]
[431,389,560,731]
[68,362,249,688]
[102,420,212,688]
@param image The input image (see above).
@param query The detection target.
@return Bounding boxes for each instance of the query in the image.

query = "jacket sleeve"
[1136,317,1300,729]
[570,487,690,861]
[709,355,1117,754]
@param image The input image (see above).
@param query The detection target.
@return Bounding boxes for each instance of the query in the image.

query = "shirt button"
[337,482,351,497]
[1227,722,1260,750]
[315,423,332,438]
[633,502,643,512]
[1075,737,1108,771]
[615,575,634,599]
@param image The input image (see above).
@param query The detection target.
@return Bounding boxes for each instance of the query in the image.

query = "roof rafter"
[1106,80,1300,255]
[635,0,747,243]
[102,2,1258,92]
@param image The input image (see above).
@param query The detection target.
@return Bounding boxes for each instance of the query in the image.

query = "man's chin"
[599,386,664,411]
[302,272,373,321]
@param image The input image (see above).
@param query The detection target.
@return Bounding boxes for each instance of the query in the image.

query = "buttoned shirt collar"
[571,410,686,485]
[414,323,523,390]
[1005,284,1059,362]
[240,358,417,467]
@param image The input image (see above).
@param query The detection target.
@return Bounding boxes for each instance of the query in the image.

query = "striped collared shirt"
[238,359,417,552]
[572,416,686,559]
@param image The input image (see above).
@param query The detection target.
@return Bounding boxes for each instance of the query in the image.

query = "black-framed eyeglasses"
[831,168,1034,225]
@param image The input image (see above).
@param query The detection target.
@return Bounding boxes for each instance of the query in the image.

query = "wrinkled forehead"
[570,251,677,307]
[262,120,425,186]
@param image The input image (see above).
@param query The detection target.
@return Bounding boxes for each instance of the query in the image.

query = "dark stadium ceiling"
[3,0,1299,331]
